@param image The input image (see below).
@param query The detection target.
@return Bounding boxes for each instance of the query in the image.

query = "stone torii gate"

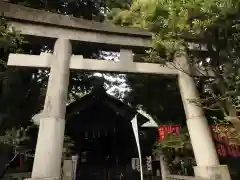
[0,2,231,180]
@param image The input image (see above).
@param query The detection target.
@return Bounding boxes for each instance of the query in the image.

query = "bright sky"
[94,51,130,99]
[93,72,130,99]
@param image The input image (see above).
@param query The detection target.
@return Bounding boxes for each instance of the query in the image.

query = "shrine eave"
[66,87,150,126]
[0,2,152,49]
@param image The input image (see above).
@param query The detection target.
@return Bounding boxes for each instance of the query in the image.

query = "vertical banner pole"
[131,115,143,180]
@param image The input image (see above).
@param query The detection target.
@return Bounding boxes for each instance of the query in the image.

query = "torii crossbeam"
[8,52,178,75]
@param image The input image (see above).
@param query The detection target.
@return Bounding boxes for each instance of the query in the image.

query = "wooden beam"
[7,21,151,50]
[8,53,52,68]
[8,53,178,75]
[0,2,151,37]
[81,59,178,75]
[0,2,151,49]
[8,53,215,76]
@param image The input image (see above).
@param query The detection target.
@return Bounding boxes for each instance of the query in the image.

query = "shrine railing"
[166,175,207,180]
[3,172,31,180]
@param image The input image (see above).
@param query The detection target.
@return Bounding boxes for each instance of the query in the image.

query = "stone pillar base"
[194,165,231,180]
[24,177,60,180]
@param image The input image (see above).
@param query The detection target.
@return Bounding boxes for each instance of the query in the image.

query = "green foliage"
[105,0,132,11]
[0,15,33,131]
[0,128,28,148]
[212,121,240,145]
[9,0,132,21]
[108,0,240,60]
[156,134,192,151]
[109,0,240,134]
[62,136,75,158]
[153,128,195,175]
[0,126,35,156]
[125,74,185,125]
[0,15,25,65]
[155,127,192,151]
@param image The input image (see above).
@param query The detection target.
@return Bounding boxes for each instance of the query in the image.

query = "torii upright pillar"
[31,38,72,180]
[177,54,231,180]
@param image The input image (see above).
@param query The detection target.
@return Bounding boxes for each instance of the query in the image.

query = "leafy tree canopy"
[108,0,240,133]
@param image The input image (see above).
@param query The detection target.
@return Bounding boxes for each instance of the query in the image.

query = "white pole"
[131,115,144,180]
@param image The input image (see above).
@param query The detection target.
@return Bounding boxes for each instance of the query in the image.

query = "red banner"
[157,125,180,141]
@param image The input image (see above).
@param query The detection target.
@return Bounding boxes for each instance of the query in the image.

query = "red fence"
[157,125,240,158]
